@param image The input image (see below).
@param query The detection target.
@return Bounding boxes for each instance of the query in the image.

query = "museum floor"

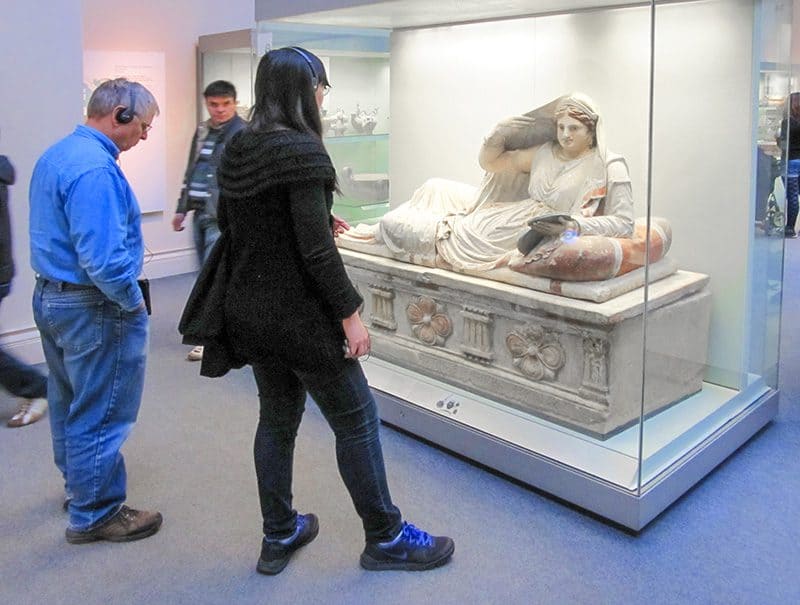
[1,247,798,605]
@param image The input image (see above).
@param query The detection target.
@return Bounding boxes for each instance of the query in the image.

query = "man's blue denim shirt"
[29,125,144,311]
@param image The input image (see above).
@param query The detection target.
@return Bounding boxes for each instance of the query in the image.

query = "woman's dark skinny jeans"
[252,358,402,543]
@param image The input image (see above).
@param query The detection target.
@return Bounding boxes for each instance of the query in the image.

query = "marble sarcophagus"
[340,248,712,439]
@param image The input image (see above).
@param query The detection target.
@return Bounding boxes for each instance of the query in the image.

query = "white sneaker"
[187,345,204,362]
[7,398,48,428]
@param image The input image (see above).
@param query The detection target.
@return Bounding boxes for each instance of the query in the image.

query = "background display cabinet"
[199,25,391,223]
[255,0,793,530]
[197,29,258,121]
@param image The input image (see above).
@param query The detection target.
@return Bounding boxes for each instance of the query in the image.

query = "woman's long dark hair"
[249,47,329,137]
[789,91,800,120]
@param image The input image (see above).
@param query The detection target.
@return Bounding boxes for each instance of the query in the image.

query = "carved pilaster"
[368,286,396,330]
[460,308,494,363]
[580,333,610,402]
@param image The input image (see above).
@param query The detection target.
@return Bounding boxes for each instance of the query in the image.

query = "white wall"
[390,0,757,385]
[0,0,255,363]
[0,0,84,361]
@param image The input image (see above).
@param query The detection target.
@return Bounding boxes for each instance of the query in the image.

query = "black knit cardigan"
[182,128,363,379]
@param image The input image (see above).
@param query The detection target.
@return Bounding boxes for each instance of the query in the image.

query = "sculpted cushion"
[507,217,672,282]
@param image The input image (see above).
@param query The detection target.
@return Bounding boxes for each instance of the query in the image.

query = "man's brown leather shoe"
[65,505,163,544]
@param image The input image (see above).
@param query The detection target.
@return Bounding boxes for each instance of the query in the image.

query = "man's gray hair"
[86,78,159,120]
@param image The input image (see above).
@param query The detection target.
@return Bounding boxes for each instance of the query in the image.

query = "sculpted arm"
[574,157,635,237]
[479,96,565,174]
[478,118,538,174]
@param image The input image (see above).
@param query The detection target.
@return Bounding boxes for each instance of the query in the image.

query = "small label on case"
[434,395,461,416]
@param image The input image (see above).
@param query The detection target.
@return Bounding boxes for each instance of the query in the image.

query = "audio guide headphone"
[287,47,319,89]
[115,88,138,124]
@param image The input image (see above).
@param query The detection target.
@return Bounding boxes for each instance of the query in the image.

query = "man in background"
[29,78,162,544]
[172,80,246,362]
[0,132,47,427]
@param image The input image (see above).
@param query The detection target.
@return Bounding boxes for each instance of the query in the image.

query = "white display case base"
[364,358,778,530]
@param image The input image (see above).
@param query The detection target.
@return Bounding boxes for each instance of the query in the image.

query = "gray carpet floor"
[1,252,799,604]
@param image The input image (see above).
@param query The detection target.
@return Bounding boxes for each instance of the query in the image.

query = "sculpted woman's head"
[554,94,599,155]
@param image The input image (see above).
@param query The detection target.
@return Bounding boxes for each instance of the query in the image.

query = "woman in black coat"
[215,47,453,575]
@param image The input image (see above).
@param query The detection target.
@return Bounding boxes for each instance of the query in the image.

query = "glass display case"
[253,0,792,530]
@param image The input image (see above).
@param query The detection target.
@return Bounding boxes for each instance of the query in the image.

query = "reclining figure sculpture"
[338,93,670,283]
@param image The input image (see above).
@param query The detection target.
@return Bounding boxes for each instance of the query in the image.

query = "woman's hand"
[528,215,579,237]
[332,214,350,237]
[342,311,370,359]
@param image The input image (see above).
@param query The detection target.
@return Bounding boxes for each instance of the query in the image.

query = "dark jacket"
[175,113,247,219]
[0,155,15,284]
[779,116,800,162]
[179,228,242,377]
[181,128,362,379]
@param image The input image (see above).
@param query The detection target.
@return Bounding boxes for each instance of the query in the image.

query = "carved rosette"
[406,296,452,346]
[506,326,566,381]
[368,285,396,330]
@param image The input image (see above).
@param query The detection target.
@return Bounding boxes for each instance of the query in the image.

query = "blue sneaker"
[360,522,454,571]
[257,513,319,575]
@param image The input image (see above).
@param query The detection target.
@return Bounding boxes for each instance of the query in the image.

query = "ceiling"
[258,0,662,30]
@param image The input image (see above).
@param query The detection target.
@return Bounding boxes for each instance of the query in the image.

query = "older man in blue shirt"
[29,78,162,544]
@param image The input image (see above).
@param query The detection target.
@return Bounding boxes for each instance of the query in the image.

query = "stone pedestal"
[341,249,712,439]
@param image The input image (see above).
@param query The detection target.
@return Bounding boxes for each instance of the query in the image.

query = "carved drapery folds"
[368,285,396,330]
[461,308,494,363]
[506,326,566,381]
[406,296,452,346]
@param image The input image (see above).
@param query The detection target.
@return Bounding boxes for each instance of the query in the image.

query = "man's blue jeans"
[32,279,148,531]
[252,358,403,543]
[192,209,220,265]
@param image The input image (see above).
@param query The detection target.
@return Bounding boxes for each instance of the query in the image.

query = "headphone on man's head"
[287,47,319,89]
[115,88,138,124]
